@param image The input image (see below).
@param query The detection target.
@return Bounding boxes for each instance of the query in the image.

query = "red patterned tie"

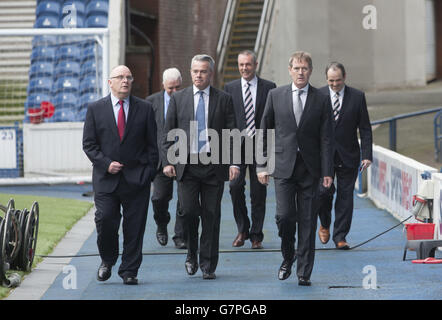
[117,100,125,140]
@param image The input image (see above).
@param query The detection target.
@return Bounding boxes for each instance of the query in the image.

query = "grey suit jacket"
[258,84,333,179]
[146,90,168,169]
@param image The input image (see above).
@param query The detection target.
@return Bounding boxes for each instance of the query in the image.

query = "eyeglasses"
[110,75,134,82]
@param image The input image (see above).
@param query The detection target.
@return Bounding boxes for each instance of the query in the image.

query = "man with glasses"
[83,65,158,285]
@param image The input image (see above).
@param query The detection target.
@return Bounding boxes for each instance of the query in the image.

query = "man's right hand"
[163,165,176,178]
[108,161,124,174]
[257,172,269,186]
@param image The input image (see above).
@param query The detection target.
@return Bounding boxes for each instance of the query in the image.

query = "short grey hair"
[162,67,182,84]
[238,50,257,63]
[191,54,215,72]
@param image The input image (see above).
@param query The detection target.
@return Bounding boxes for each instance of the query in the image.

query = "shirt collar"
[193,85,210,96]
[292,82,309,93]
[241,75,258,88]
[111,93,129,107]
[329,85,345,97]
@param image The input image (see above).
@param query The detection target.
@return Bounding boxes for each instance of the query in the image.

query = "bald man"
[83,65,158,285]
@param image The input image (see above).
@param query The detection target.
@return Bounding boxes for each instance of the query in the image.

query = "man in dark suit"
[163,54,239,280]
[257,51,333,286]
[83,65,158,285]
[317,62,373,249]
[146,67,186,249]
[224,50,276,249]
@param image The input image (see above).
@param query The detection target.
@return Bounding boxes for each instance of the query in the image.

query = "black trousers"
[229,163,267,242]
[274,154,318,280]
[151,170,186,241]
[317,154,359,244]
[94,176,150,278]
[178,163,224,274]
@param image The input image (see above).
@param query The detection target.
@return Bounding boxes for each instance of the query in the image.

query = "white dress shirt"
[111,94,129,125]
[329,85,345,108]
[291,82,309,111]
[241,76,258,111]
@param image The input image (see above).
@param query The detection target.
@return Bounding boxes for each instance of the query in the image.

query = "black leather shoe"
[278,260,293,280]
[202,272,216,280]
[185,257,198,275]
[123,276,138,285]
[156,225,168,246]
[97,263,112,281]
[298,277,311,286]
[173,238,187,249]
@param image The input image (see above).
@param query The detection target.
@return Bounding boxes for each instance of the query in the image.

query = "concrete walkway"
[4,182,442,301]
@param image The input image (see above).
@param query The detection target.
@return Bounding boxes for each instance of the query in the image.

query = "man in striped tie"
[317,62,373,250]
[224,50,276,249]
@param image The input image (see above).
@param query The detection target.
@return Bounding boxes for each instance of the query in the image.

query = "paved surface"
[4,182,442,301]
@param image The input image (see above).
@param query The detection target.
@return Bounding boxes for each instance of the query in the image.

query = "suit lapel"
[208,87,218,127]
[122,96,137,142]
[298,85,313,128]
[159,91,166,128]
[285,85,297,127]
[336,86,350,126]
[105,95,120,140]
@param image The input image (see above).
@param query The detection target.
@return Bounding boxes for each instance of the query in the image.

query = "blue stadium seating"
[62,1,86,16]
[31,46,56,62]
[29,62,54,78]
[54,92,79,109]
[54,60,81,77]
[80,75,100,94]
[86,1,109,16]
[60,14,85,28]
[35,15,59,28]
[54,76,80,93]
[25,93,51,109]
[30,0,109,122]
[36,1,61,17]
[55,44,82,62]
[86,14,108,28]
[81,58,101,77]
[28,77,53,94]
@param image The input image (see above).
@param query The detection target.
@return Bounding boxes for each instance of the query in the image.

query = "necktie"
[293,89,303,126]
[333,92,341,121]
[117,99,125,140]
[244,82,255,137]
[196,91,206,152]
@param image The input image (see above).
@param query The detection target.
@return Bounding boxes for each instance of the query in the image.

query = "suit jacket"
[319,85,373,168]
[83,94,159,193]
[163,86,236,182]
[224,77,276,132]
[258,84,333,179]
[146,90,169,170]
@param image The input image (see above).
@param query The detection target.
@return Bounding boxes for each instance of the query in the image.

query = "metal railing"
[434,109,442,162]
[216,0,237,76]
[371,107,441,152]
[254,0,274,74]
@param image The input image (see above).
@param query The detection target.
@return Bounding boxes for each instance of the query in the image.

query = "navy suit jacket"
[83,94,159,193]
[319,85,373,168]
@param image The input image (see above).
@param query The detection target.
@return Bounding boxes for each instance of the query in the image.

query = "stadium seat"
[86,14,108,28]
[54,92,79,109]
[60,14,85,28]
[31,46,56,62]
[27,77,53,94]
[55,44,82,62]
[80,75,100,94]
[80,92,100,109]
[81,59,101,77]
[54,60,81,77]
[29,61,54,78]
[54,76,80,93]
[36,1,61,17]
[50,108,78,122]
[32,35,58,47]
[25,93,51,109]
[82,42,101,62]
[35,15,59,28]
[62,1,86,17]
[86,1,109,16]
[77,106,88,121]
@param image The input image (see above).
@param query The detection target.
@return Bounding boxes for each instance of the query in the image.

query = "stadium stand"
[25,0,108,123]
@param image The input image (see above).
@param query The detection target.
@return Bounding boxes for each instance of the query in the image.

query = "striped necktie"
[244,82,255,137]
[333,92,341,121]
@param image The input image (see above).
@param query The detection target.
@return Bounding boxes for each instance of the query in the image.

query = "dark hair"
[325,62,346,78]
